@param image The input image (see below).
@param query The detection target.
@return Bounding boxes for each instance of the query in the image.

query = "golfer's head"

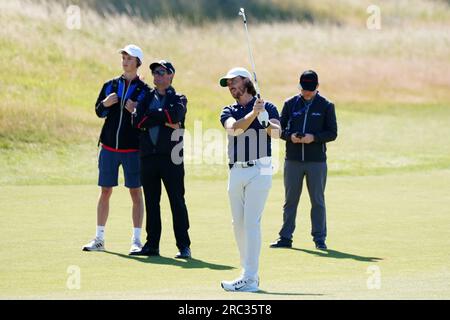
[219,67,256,100]
[119,44,143,72]
[299,70,319,100]
[150,60,175,88]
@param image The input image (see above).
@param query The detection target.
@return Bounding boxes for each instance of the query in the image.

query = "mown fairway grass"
[1,171,449,299]
[0,1,449,299]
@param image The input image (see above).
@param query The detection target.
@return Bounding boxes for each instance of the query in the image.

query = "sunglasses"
[152,69,169,76]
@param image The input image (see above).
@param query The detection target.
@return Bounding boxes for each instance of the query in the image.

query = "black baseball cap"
[150,60,175,74]
[299,70,318,91]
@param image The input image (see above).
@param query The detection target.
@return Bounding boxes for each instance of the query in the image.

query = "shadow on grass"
[291,248,383,262]
[104,250,235,270]
[256,290,325,297]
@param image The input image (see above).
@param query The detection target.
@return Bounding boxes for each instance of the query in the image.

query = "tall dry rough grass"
[0,0,449,143]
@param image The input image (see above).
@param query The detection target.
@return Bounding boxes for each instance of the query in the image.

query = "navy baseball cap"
[299,70,318,91]
[150,60,175,74]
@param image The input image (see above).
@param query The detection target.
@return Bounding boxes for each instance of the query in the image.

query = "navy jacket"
[280,93,337,162]
[132,86,187,158]
[95,76,149,150]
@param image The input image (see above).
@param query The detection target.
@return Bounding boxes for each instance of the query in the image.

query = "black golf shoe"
[315,241,327,250]
[129,243,160,256]
[175,247,191,259]
[269,237,292,248]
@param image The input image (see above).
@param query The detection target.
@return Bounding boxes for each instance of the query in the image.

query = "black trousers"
[140,155,191,250]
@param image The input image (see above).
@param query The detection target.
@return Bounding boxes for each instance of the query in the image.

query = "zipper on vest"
[116,80,131,149]
[301,106,309,161]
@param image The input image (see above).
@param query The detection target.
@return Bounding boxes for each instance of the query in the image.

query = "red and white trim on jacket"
[137,116,149,129]
[102,144,139,153]
[136,110,173,129]
[164,110,173,124]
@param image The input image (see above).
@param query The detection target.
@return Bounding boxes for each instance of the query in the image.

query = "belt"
[231,160,257,169]
[229,157,271,170]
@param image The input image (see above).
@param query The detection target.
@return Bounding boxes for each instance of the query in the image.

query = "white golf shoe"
[82,237,105,252]
[221,277,260,292]
[129,238,143,254]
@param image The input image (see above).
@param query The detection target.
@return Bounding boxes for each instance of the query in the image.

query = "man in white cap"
[82,44,149,254]
[218,67,281,292]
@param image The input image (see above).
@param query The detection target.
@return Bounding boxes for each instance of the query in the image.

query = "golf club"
[238,7,269,127]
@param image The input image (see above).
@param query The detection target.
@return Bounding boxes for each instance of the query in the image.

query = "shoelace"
[91,238,103,245]
[233,279,246,286]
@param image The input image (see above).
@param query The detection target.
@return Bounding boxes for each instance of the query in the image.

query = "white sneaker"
[129,238,143,254]
[82,237,105,252]
[221,277,259,292]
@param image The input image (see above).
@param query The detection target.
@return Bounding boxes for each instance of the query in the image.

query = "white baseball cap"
[118,44,144,62]
[219,67,253,87]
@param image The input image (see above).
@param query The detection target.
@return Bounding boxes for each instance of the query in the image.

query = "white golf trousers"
[227,158,272,280]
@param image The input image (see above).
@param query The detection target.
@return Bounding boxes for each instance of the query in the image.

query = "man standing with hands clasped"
[83,45,149,254]
[219,67,281,292]
[270,70,338,251]
[129,60,192,259]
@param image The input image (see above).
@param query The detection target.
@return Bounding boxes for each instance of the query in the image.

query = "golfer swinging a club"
[219,67,281,292]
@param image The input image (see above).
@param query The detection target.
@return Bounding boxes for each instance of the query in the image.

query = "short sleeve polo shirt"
[220,97,280,164]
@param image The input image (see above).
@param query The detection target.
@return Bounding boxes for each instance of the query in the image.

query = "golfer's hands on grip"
[252,98,265,116]
[102,93,118,107]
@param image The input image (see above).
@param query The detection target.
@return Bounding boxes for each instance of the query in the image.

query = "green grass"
[1,171,449,299]
[2,101,449,185]
[0,1,450,299]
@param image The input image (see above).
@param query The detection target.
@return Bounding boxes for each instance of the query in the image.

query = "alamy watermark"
[366,265,381,290]
[66,5,81,30]
[367,5,382,30]
[66,265,81,290]
[169,121,281,175]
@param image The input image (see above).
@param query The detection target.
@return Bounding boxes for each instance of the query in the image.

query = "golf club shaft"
[239,8,261,99]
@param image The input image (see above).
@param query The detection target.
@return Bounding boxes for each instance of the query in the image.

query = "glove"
[257,110,270,128]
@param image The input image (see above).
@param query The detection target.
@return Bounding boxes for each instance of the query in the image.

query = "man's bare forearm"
[225,111,258,136]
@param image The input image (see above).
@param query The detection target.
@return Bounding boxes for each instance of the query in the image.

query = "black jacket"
[95,76,149,150]
[132,86,187,158]
[280,93,337,162]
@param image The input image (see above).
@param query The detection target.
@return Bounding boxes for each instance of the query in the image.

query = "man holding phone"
[270,70,338,250]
